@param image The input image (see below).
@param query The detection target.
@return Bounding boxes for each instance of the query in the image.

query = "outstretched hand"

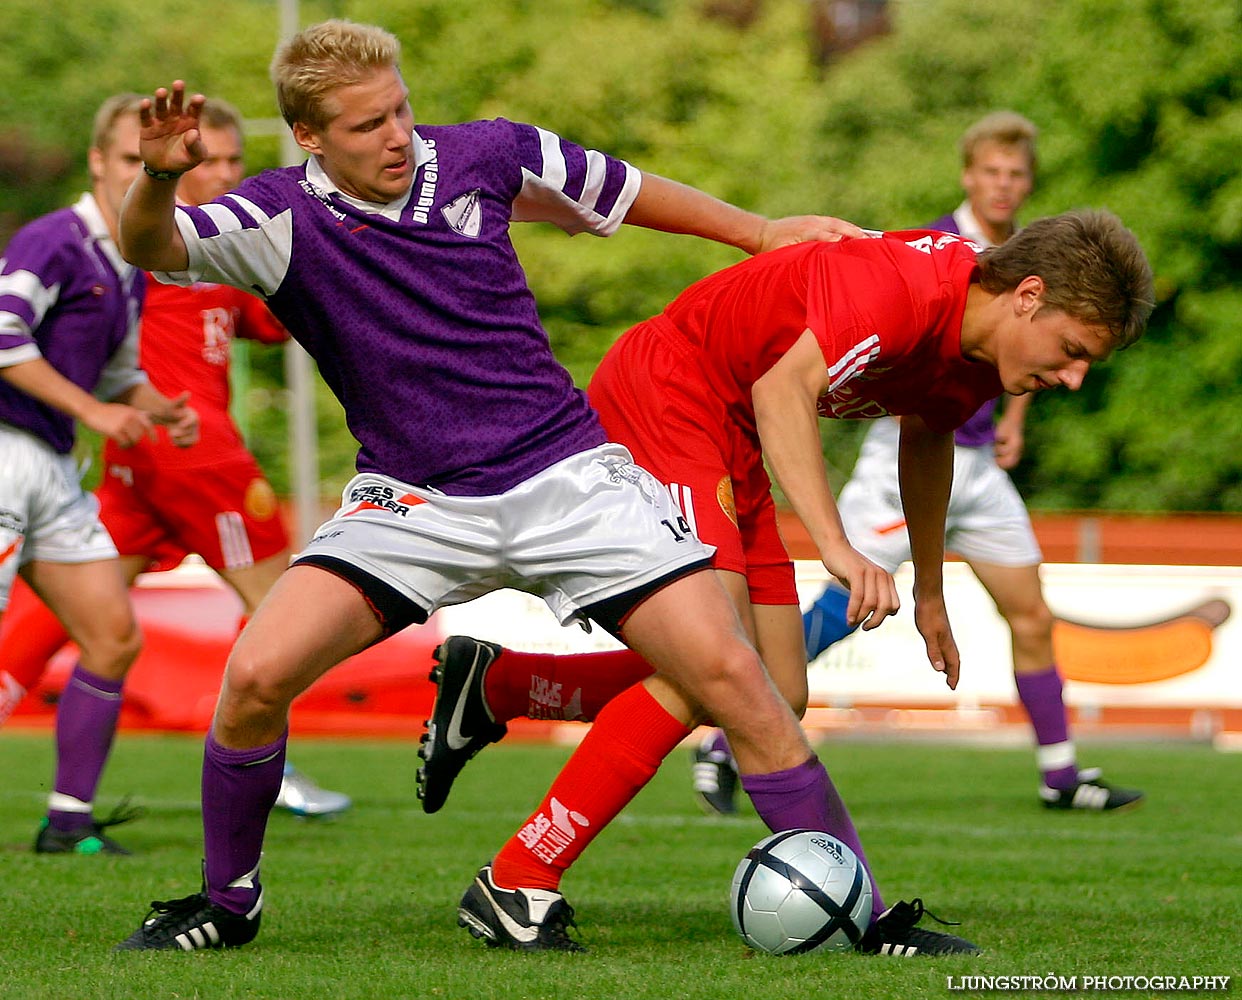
[139,81,207,176]
[755,215,866,254]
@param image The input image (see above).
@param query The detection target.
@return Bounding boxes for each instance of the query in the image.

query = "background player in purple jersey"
[783,111,1142,815]
[112,19,883,953]
[0,93,200,855]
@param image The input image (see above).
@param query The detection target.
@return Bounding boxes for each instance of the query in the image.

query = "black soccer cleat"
[691,740,739,816]
[458,863,583,952]
[115,888,263,951]
[857,899,981,957]
[1040,768,1144,811]
[34,799,144,855]
[417,636,508,814]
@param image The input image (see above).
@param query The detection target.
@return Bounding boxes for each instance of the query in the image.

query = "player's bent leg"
[971,559,1144,812]
[117,566,387,950]
[25,559,143,853]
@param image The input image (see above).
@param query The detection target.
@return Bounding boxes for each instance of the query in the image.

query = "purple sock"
[202,730,287,913]
[1015,665,1078,790]
[49,664,123,832]
[741,755,885,918]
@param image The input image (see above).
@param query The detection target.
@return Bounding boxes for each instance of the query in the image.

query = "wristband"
[143,163,186,182]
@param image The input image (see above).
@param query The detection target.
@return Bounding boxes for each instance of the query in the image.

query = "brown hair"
[200,97,245,134]
[960,110,1038,171]
[977,210,1154,348]
[269,20,401,131]
[90,93,145,153]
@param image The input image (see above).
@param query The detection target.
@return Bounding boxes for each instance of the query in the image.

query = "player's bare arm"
[624,174,863,255]
[896,414,961,688]
[992,392,1030,471]
[0,356,157,448]
[752,329,899,630]
[118,81,205,273]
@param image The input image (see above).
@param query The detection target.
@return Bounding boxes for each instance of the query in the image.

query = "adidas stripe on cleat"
[417,636,507,814]
[1040,771,1144,811]
[857,899,981,957]
[691,742,739,816]
[458,863,583,952]
[115,889,262,951]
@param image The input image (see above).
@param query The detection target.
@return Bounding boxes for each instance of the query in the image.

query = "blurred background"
[3,0,1238,514]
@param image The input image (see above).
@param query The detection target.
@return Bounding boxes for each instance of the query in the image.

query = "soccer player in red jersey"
[423,213,1154,954]
[0,99,349,819]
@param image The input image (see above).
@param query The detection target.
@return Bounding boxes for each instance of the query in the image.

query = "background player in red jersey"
[794,112,1142,815]
[0,98,350,819]
[422,212,1153,954]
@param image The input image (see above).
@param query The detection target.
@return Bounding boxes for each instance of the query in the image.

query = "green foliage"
[2,733,1239,997]
[4,0,1239,509]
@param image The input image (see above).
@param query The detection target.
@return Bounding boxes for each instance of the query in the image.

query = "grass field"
[1,731,1238,1000]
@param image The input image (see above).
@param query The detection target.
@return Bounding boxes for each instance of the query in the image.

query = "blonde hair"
[270,19,401,131]
[960,111,1038,171]
[90,93,145,153]
[977,210,1154,348]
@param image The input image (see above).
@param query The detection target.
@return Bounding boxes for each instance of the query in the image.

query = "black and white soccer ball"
[730,829,872,955]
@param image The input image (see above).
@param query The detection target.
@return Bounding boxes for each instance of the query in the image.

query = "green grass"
[1,732,1239,999]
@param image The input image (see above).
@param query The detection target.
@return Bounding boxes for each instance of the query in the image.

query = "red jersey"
[105,280,287,469]
[657,230,1001,434]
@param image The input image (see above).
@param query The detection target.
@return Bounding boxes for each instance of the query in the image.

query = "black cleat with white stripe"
[458,863,583,952]
[1039,768,1144,811]
[857,899,981,957]
[114,889,262,952]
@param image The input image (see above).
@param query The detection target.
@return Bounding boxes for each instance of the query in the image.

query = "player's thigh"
[22,557,138,652]
[966,559,1047,621]
[224,563,384,702]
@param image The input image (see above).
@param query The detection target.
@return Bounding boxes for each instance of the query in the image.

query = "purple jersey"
[925,209,999,448]
[160,118,642,496]
[0,194,146,454]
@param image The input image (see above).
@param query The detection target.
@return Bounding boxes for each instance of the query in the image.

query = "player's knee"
[221,647,296,717]
[83,617,143,677]
[1006,601,1055,647]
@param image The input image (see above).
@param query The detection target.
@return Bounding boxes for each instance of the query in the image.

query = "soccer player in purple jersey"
[112,19,878,952]
[0,94,200,855]
[792,112,1142,815]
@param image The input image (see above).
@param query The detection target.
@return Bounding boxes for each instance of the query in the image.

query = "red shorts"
[96,449,289,574]
[588,318,797,606]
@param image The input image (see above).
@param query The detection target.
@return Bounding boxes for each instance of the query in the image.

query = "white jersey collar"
[303,129,433,221]
[71,192,135,278]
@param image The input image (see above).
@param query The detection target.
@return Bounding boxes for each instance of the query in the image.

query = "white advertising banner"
[432,562,1240,716]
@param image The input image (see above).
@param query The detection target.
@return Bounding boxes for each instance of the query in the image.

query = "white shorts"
[294,443,715,631]
[0,424,118,609]
[838,418,1041,573]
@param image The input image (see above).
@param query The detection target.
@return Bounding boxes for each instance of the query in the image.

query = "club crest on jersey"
[442,189,482,238]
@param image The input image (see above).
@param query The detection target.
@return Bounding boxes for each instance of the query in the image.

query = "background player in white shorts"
[792,112,1143,814]
[0,93,200,855]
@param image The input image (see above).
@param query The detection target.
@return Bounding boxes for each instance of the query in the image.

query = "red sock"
[0,578,71,691]
[483,648,653,724]
[491,683,690,890]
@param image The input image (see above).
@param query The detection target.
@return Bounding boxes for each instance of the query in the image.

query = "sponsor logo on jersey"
[298,179,347,221]
[411,138,439,225]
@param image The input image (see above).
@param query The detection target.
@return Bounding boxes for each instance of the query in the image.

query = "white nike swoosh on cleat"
[445,650,485,752]
[480,883,539,944]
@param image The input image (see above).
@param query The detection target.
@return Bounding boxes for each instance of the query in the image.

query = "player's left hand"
[155,391,200,447]
[993,422,1025,470]
[755,215,865,253]
[914,595,961,689]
